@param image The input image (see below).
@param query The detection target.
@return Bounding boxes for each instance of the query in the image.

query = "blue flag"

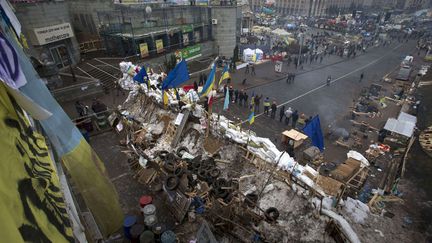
[302,115,324,151]
[162,59,190,90]
[133,66,148,84]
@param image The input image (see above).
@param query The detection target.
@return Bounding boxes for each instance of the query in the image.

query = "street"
[214,40,417,140]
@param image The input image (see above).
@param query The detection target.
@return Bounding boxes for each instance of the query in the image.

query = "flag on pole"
[133,66,149,85]
[248,110,255,125]
[218,64,230,85]
[302,115,324,151]
[162,59,190,90]
[223,88,230,110]
[200,64,216,97]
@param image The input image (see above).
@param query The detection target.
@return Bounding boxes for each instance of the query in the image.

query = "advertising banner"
[139,43,149,57]
[156,39,164,53]
[175,44,201,61]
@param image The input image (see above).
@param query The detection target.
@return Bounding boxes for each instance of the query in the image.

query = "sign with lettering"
[34,23,74,45]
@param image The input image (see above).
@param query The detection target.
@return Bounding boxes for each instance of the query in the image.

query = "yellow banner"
[140,43,149,58]
[156,39,164,54]
[0,83,73,242]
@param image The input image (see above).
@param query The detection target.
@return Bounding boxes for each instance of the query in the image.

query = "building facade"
[12,0,81,68]
[249,0,363,17]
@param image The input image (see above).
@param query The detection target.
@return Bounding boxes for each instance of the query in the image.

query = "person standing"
[193,81,198,91]
[291,110,299,128]
[255,95,262,112]
[199,73,204,86]
[238,90,244,105]
[284,107,293,125]
[359,72,364,82]
[286,73,291,83]
[251,65,256,75]
[326,75,331,86]
[243,91,249,107]
[263,97,271,116]
[234,89,239,103]
[249,95,255,110]
[229,86,234,101]
[245,64,250,74]
[270,101,277,118]
[292,73,296,83]
[279,105,285,122]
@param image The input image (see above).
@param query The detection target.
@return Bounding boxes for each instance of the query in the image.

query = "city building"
[249,0,363,17]
[95,2,241,59]
[11,0,81,68]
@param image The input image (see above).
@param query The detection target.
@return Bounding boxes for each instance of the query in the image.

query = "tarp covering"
[384,112,417,138]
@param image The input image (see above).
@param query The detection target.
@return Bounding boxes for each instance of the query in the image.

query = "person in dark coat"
[238,91,244,105]
[193,81,198,91]
[254,94,262,112]
[243,91,248,107]
[291,110,299,128]
[229,86,234,101]
[279,105,285,122]
[270,101,277,118]
[234,89,239,103]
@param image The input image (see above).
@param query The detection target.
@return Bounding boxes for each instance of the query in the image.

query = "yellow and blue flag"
[218,64,230,85]
[200,64,216,97]
[248,110,255,125]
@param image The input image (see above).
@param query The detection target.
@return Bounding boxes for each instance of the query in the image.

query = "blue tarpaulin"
[302,115,325,151]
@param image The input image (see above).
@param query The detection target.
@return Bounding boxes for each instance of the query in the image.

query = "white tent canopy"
[384,112,417,138]
[271,28,291,36]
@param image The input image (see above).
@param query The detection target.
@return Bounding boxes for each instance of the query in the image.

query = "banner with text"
[34,23,74,45]
[175,44,202,61]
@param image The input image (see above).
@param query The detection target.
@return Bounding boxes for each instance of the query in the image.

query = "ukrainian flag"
[218,64,230,85]
[200,64,216,97]
[248,111,255,125]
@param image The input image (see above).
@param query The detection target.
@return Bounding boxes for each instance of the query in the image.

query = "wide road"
[214,40,417,139]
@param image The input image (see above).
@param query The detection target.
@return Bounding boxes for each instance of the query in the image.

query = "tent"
[271,28,291,36]
[243,48,255,62]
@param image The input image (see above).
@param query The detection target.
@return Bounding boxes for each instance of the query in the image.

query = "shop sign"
[34,23,74,45]
[182,25,193,33]
[156,39,164,53]
[175,44,201,61]
[139,43,149,58]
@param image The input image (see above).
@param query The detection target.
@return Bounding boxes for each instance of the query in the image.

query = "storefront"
[33,23,79,68]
